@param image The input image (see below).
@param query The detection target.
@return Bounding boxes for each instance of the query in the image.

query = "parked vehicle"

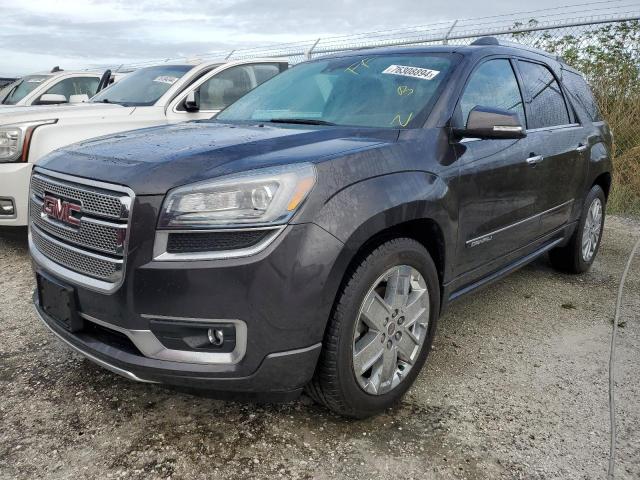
[0,59,287,226]
[29,38,612,418]
[0,77,17,88]
[0,67,114,107]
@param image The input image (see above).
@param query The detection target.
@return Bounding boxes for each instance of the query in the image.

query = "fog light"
[149,319,237,353]
[0,198,15,216]
[207,328,224,346]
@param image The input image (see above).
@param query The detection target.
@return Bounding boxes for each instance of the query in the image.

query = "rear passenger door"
[514,59,588,235]
[452,57,539,276]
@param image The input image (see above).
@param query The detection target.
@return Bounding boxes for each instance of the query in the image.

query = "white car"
[0,58,287,226]
[0,68,113,107]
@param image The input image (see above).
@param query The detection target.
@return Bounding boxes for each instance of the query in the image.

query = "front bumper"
[0,162,31,226]
[31,218,345,395]
[35,299,322,396]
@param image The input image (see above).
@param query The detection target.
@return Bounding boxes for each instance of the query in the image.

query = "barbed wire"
[74,0,639,71]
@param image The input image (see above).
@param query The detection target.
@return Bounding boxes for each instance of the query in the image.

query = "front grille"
[30,197,126,256]
[166,230,270,253]
[31,227,122,282]
[31,174,128,220]
[29,171,132,286]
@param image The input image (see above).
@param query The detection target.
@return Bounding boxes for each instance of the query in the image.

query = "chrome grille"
[31,227,122,282]
[29,170,132,288]
[30,197,126,256]
[31,173,128,220]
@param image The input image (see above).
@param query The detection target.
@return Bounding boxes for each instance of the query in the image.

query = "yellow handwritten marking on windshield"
[391,112,414,127]
[397,86,414,96]
[345,58,372,75]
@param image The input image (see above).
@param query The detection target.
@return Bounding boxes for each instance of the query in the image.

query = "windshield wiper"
[268,118,337,126]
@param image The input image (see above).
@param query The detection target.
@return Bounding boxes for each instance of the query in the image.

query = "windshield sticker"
[397,85,414,96]
[391,112,414,127]
[153,76,179,85]
[26,78,45,83]
[345,58,372,75]
[383,65,440,80]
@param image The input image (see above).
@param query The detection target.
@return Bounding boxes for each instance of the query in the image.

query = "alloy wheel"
[352,265,430,395]
[582,197,603,262]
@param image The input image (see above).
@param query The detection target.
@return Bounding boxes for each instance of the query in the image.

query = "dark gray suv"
[30,37,612,418]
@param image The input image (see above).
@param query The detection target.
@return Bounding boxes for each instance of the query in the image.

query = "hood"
[0,102,134,125]
[38,121,398,194]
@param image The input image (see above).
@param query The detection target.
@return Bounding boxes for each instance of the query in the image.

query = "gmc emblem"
[42,195,81,227]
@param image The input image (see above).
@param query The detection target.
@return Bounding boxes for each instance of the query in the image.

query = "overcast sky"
[0,0,630,76]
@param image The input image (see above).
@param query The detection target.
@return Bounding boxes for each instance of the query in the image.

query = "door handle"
[576,144,589,152]
[526,155,544,165]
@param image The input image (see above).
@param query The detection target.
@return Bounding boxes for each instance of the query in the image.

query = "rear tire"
[549,185,606,274]
[306,238,440,418]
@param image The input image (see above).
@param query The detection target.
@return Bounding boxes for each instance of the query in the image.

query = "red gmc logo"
[42,195,81,227]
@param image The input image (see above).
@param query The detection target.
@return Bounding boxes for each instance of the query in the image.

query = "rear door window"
[459,59,526,128]
[561,70,601,122]
[517,60,571,129]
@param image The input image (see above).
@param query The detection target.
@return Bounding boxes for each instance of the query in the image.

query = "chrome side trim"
[34,306,157,384]
[526,123,581,133]
[466,199,574,247]
[152,225,285,261]
[83,313,247,365]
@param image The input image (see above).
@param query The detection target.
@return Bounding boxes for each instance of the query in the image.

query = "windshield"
[217,54,456,128]
[91,65,192,106]
[1,75,51,105]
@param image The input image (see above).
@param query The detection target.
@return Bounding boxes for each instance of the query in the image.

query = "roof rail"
[470,36,563,62]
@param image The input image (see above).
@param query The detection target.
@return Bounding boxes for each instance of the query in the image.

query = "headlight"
[0,119,57,162]
[158,163,316,229]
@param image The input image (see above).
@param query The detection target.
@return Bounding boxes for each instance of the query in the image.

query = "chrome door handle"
[526,155,544,165]
[576,145,588,152]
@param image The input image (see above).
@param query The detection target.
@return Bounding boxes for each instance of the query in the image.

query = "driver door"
[452,57,540,277]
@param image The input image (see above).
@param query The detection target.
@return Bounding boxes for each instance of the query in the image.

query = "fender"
[311,170,456,319]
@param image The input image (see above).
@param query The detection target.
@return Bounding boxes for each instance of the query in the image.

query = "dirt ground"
[1,216,638,480]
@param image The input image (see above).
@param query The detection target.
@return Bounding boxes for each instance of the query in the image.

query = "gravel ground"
[1,216,638,480]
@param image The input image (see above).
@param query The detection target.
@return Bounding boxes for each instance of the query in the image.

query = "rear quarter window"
[561,70,602,122]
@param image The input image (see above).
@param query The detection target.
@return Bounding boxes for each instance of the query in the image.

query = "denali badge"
[42,195,81,227]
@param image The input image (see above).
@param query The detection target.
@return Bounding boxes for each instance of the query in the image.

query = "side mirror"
[184,90,200,112]
[454,106,526,140]
[36,93,68,105]
[69,94,89,104]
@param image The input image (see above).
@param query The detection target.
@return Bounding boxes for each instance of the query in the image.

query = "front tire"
[549,185,606,273]
[306,238,440,418]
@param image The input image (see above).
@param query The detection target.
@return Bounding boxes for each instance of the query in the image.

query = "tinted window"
[218,54,455,128]
[518,61,570,129]
[198,65,255,111]
[459,59,525,127]
[42,77,99,100]
[1,75,51,105]
[91,65,192,106]
[562,70,601,122]
[252,64,282,84]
